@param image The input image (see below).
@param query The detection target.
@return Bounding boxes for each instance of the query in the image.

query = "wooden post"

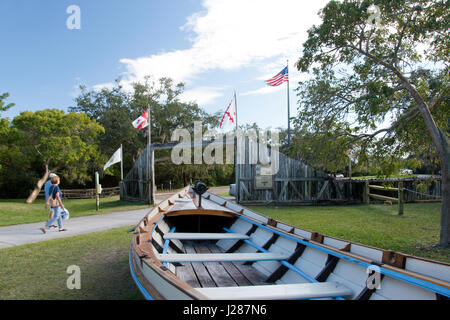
[119,181,125,200]
[398,181,404,216]
[364,180,370,205]
[349,158,352,199]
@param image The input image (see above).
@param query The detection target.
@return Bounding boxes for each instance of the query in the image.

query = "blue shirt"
[44,180,52,200]
[49,185,61,200]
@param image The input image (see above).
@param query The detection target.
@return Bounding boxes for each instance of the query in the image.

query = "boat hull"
[129,186,450,300]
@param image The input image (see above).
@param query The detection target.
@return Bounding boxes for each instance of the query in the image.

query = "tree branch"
[346,43,445,155]
[347,96,442,143]
[392,16,412,67]
[429,91,446,110]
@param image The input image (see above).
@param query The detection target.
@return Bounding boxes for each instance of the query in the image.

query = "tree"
[0,93,30,197]
[295,0,449,245]
[10,109,105,203]
[70,76,221,187]
[288,120,358,174]
[0,93,14,113]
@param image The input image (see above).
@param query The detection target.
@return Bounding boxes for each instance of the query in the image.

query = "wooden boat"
[129,184,450,300]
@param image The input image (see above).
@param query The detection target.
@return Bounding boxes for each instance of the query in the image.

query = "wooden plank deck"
[175,241,271,288]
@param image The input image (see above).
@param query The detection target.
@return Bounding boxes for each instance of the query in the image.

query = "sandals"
[40,227,67,233]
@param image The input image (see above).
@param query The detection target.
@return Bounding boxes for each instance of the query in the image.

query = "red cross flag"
[219,97,236,129]
[132,109,149,130]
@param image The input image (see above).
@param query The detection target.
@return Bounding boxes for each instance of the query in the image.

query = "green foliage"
[70,76,223,188]
[293,0,449,176]
[0,110,105,197]
[0,93,14,114]
[287,121,356,173]
[13,109,105,183]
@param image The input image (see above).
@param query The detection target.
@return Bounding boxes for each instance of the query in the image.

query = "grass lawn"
[249,203,450,263]
[0,203,448,300]
[0,196,150,227]
[0,226,142,300]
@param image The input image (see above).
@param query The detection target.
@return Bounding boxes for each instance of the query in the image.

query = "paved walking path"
[0,192,172,249]
[0,186,232,249]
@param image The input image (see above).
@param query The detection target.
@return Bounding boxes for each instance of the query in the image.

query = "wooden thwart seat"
[163,232,249,240]
[157,252,290,263]
[195,282,352,300]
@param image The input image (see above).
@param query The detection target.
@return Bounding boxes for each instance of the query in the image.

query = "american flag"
[265,66,289,86]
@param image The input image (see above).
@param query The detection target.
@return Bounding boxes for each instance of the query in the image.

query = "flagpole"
[147,106,152,205]
[287,59,291,146]
[234,90,239,204]
[120,144,123,181]
[234,90,238,130]
[147,107,151,150]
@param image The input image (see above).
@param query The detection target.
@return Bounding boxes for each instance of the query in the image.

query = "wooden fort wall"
[120,137,442,204]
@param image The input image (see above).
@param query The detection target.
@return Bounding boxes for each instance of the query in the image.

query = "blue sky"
[0,0,329,130]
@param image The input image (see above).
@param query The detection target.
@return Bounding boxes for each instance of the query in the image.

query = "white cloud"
[96,0,329,105]
[242,85,283,96]
[69,77,83,98]
[179,86,225,105]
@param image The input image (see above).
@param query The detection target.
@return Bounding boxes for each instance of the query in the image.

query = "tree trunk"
[414,102,449,247]
[353,44,449,246]
[25,165,49,204]
[439,130,450,247]
[401,85,449,247]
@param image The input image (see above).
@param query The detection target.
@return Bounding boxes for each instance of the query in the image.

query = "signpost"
[95,171,102,211]
[255,164,273,189]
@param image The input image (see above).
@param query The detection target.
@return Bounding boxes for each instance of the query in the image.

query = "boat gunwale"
[205,191,450,268]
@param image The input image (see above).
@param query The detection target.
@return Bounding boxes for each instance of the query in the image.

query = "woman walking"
[40,175,67,233]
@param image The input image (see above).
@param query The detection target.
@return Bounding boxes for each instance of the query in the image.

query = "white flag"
[104,146,122,171]
[219,97,236,129]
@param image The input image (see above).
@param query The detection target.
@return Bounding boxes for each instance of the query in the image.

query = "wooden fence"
[235,135,442,205]
[236,137,354,205]
[119,133,443,206]
[352,176,442,204]
[120,145,154,203]
[363,181,405,215]
[38,187,120,199]
[120,138,234,203]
